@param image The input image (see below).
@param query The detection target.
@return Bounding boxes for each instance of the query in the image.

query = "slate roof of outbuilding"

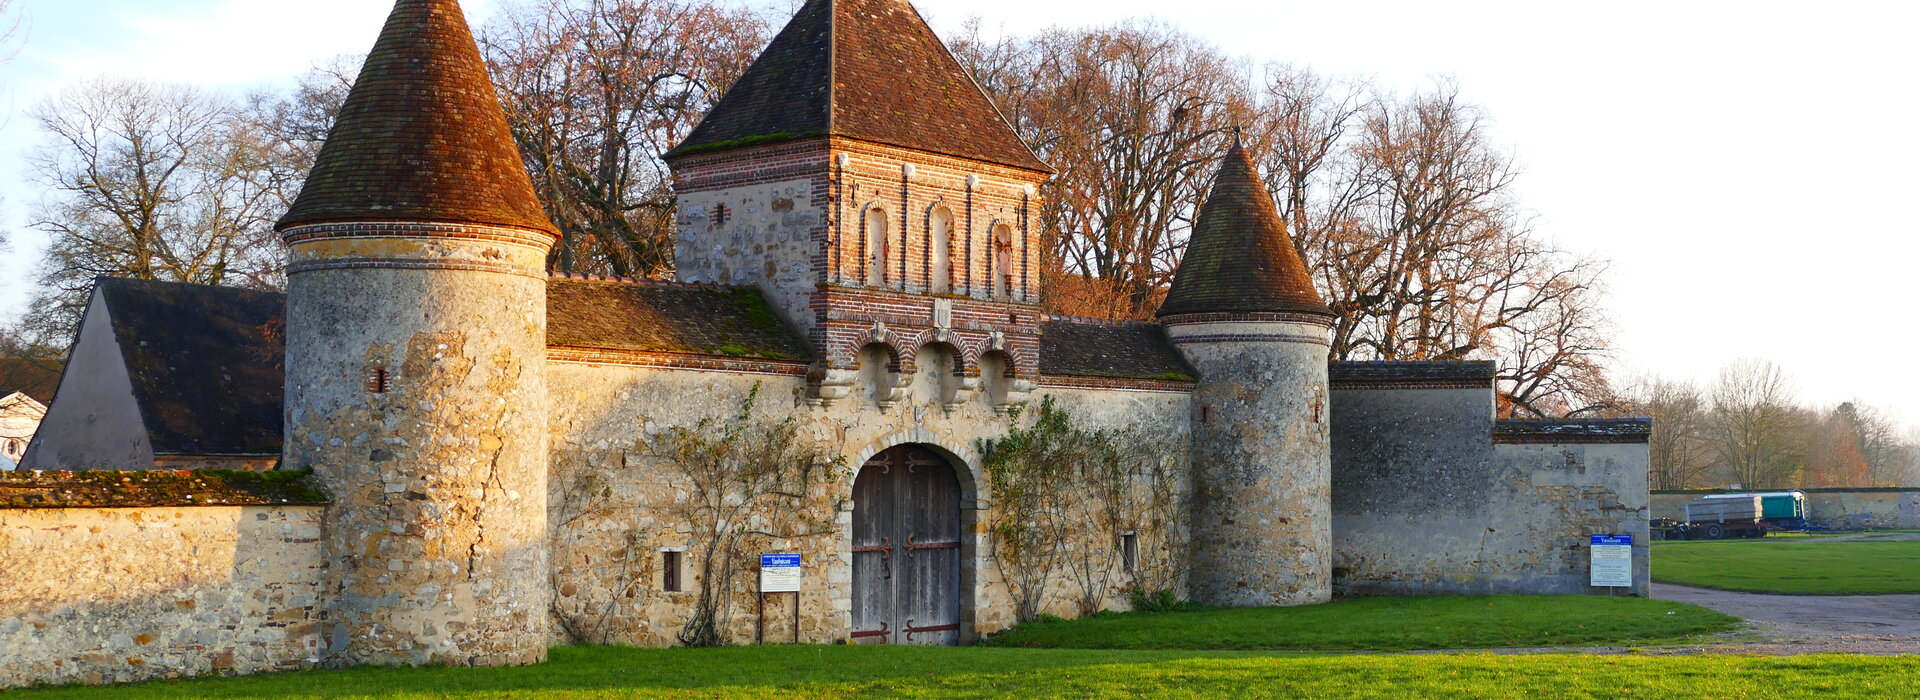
[1039,319,1196,381]
[97,278,286,456]
[546,278,813,361]
[665,0,1051,173]
[1159,141,1330,319]
[275,0,557,235]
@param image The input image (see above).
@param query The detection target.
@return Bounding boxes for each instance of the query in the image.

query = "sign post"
[1589,534,1633,592]
[758,554,802,644]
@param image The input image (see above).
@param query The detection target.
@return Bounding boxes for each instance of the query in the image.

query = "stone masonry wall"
[1169,319,1332,608]
[0,506,326,688]
[284,227,552,667]
[1649,490,1920,530]
[1331,387,1651,597]
[543,356,1189,647]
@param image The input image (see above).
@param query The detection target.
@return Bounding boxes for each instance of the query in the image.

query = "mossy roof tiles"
[666,0,1050,172]
[0,357,62,404]
[1039,319,1195,381]
[276,0,556,235]
[546,279,813,361]
[1159,142,1330,319]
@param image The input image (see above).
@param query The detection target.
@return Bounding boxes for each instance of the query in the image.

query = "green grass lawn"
[983,595,1739,651]
[13,646,1919,699]
[1654,539,1920,595]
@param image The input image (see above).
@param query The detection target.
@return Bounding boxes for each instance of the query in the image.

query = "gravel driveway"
[1653,582,1920,654]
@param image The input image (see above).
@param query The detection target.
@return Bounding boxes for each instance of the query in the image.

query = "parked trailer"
[1683,495,1768,539]
[1699,491,1808,529]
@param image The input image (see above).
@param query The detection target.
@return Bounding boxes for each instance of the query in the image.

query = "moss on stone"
[0,468,328,509]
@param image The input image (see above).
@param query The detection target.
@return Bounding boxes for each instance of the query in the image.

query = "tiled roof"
[1159,141,1330,319]
[276,0,556,235]
[0,357,62,404]
[1039,319,1195,381]
[666,0,1050,172]
[68,276,813,460]
[98,278,286,456]
[1329,361,1498,382]
[546,278,812,361]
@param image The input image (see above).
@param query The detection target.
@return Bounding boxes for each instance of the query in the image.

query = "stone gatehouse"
[2,0,1651,688]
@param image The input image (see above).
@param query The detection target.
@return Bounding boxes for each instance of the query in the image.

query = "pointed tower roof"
[276,0,556,236]
[1159,140,1331,319]
[665,0,1050,173]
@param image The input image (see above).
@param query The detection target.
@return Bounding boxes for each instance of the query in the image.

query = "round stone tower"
[1160,139,1337,608]
[275,0,556,666]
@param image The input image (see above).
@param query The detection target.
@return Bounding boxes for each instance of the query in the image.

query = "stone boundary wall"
[1330,383,1651,597]
[0,505,326,688]
[1650,489,1920,530]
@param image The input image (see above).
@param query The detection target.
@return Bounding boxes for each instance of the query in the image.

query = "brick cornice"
[281,221,558,248]
[1158,311,1336,327]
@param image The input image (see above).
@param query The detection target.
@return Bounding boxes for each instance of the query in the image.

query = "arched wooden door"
[850,444,962,645]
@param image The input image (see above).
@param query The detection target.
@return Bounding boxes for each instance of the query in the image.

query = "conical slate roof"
[1159,141,1331,319]
[666,0,1050,173]
[276,0,556,236]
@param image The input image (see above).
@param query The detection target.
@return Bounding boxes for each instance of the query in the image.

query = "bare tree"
[1252,76,1617,416]
[1842,402,1911,486]
[1707,359,1804,489]
[954,21,1251,320]
[22,78,289,342]
[1802,403,1874,488]
[243,54,363,209]
[0,0,23,79]
[481,0,769,277]
[1623,376,1715,490]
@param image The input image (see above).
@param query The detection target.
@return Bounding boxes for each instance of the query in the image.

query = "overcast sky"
[1,0,1915,425]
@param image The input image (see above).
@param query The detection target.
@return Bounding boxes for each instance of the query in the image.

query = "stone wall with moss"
[0,504,326,688]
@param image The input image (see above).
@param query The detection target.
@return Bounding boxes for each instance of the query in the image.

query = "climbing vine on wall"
[979,398,1189,620]
[650,383,844,647]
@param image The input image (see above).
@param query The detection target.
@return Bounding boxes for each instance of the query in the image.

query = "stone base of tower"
[284,226,554,668]
[1170,317,1334,608]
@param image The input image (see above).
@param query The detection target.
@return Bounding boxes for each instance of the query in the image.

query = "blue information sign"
[760,554,802,593]
[1589,534,1632,587]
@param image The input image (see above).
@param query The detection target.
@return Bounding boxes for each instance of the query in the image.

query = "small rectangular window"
[1120,532,1139,573]
[662,551,683,593]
